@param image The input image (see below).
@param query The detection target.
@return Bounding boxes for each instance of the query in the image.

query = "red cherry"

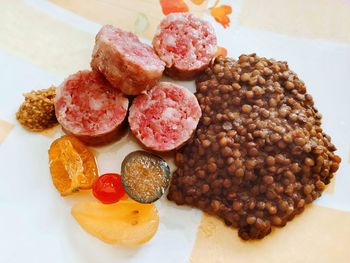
[92,173,125,204]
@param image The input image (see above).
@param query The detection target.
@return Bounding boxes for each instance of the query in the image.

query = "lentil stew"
[167,54,341,240]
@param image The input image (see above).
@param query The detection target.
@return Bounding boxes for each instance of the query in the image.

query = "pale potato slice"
[71,200,159,246]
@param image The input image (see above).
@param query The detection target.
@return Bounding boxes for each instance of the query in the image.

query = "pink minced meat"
[152,13,217,79]
[91,25,165,95]
[129,82,202,152]
[55,70,129,145]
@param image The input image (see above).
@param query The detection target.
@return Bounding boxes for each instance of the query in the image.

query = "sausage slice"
[153,13,217,79]
[55,70,129,145]
[91,25,165,95]
[129,82,201,152]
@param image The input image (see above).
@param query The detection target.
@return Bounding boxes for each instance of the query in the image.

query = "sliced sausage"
[55,70,129,146]
[152,13,217,79]
[129,82,201,152]
[91,25,165,95]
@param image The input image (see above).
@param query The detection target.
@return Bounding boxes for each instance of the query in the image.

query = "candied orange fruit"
[48,135,98,196]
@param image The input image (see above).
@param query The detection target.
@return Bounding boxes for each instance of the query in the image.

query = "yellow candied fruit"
[71,200,159,246]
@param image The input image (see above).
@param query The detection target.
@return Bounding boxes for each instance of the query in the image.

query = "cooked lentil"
[16,86,57,131]
[167,54,341,240]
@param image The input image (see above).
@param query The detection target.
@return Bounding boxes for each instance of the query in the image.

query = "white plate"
[0,2,350,263]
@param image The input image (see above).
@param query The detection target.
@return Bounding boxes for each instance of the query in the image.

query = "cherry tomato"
[92,173,125,204]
